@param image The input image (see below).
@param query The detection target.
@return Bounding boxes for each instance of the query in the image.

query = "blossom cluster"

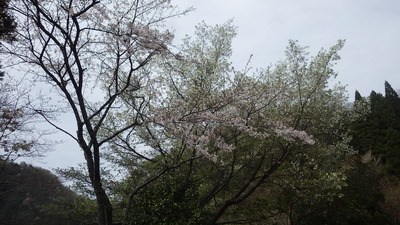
[148,81,316,161]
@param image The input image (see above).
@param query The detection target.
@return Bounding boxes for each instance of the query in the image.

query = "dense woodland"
[0,0,399,224]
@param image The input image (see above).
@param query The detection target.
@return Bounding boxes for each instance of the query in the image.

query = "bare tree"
[2,0,190,224]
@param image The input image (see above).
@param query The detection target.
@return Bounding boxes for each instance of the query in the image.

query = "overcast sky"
[26,0,400,171]
[170,0,400,96]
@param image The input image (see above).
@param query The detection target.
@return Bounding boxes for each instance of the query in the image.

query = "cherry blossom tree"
[2,0,190,224]
[107,21,355,224]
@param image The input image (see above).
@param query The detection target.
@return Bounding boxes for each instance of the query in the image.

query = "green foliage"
[125,167,204,225]
[43,195,98,225]
[215,40,354,224]
[301,155,393,225]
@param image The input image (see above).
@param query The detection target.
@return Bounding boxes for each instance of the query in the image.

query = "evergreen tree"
[385,81,400,125]
[355,90,362,101]
[351,82,400,176]
[385,81,399,98]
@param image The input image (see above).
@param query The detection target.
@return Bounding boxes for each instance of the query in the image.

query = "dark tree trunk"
[84,143,114,225]
[95,187,113,225]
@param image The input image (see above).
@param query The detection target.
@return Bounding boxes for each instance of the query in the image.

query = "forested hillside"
[0,161,79,225]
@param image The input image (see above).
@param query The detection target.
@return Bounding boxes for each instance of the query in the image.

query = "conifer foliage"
[352,81,400,176]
